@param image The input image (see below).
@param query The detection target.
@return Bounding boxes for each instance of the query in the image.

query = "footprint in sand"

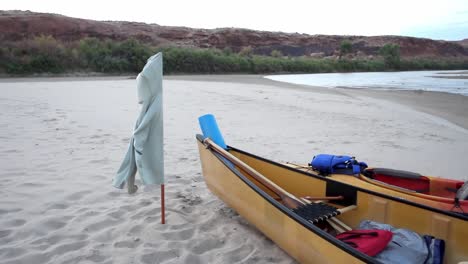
[7,252,50,264]
[84,219,120,232]
[161,228,195,241]
[83,250,107,263]
[143,215,160,223]
[140,249,180,264]
[32,234,89,246]
[106,191,120,198]
[169,223,189,231]
[0,208,22,215]
[4,219,27,227]
[89,158,110,164]
[107,210,126,219]
[138,199,152,207]
[1,247,27,260]
[129,225,143,234]
[46,203,69,210]
[90,134,103,139]
[20,182,46,188]
[42,118,58,123]
[0,229,12,238]
[3,149,21,153]
[65,190,92,200]
[190,237,224,255]
[31,235,61,245]
[46,240,88,258]
[42,219,68,231]
[119,204,137,212]
[130,208,159,220]
[221,244,255,263]
[183,254,203,264]
[113,239,141,249]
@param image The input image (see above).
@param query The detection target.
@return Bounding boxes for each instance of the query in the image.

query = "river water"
[265,70,468,96]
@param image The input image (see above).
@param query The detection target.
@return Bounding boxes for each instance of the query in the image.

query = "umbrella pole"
[161,184,166,224]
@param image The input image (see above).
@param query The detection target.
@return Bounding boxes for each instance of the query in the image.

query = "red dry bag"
[336,229,393,256]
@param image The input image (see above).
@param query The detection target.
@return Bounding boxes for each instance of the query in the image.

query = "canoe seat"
[363,168,430,194]
[365,168,422,179]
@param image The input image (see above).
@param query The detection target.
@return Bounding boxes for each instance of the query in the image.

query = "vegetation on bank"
[1,36,467,75]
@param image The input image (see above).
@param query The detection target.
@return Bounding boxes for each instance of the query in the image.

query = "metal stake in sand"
[161,184,165,224]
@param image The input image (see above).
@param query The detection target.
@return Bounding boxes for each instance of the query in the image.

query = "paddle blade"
[199,114,227,149]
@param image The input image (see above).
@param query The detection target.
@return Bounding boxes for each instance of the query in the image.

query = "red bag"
[335,229,393,256]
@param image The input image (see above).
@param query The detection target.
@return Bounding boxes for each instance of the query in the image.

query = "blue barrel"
[198,114,227,149]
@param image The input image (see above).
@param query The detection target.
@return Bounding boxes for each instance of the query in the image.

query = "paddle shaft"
[286,162,312,171]
[204,138,305,209]
[303,196,344,201]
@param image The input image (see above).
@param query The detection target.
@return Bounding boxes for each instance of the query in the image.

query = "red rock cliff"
[1,10,467,59]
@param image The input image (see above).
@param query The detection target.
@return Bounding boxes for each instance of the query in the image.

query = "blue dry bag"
[310,154,367,175]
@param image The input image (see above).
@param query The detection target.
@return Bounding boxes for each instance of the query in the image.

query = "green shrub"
[339,40,352,59]
[379,44,401,69]
[271,50,283,58]
[29,54,62,73]
[1,36,467,75]
[239,46,253,57]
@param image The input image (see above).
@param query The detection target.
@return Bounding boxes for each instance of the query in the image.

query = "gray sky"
[2,0,467,40]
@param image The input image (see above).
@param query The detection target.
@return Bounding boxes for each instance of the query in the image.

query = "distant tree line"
[1,36,467,75]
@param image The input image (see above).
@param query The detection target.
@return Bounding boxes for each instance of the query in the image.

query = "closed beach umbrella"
[113,52,165,223]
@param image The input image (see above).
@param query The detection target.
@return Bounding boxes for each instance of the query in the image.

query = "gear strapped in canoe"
[310,154,368,176]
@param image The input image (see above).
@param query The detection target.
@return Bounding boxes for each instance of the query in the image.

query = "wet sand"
[0,75,467,263]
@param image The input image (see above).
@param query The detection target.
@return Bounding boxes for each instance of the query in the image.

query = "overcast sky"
[2,0,467,40]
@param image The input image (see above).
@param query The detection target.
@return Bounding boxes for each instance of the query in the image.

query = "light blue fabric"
[358,220,428,264]
[113,53,164,191]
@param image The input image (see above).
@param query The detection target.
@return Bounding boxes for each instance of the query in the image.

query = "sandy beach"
[1,75,467,264]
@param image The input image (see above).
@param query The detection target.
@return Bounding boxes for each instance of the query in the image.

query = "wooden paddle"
[204,138,305,209]
[303,196,344,201]
[203,138,353,223]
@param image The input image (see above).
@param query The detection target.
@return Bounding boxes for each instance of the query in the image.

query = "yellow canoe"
[196,135,468,264]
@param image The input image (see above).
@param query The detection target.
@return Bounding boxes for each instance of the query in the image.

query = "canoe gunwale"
[196,134,378,263]
[226,142,468,221]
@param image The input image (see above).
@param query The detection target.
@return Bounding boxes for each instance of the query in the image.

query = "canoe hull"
[197,136,468,263]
